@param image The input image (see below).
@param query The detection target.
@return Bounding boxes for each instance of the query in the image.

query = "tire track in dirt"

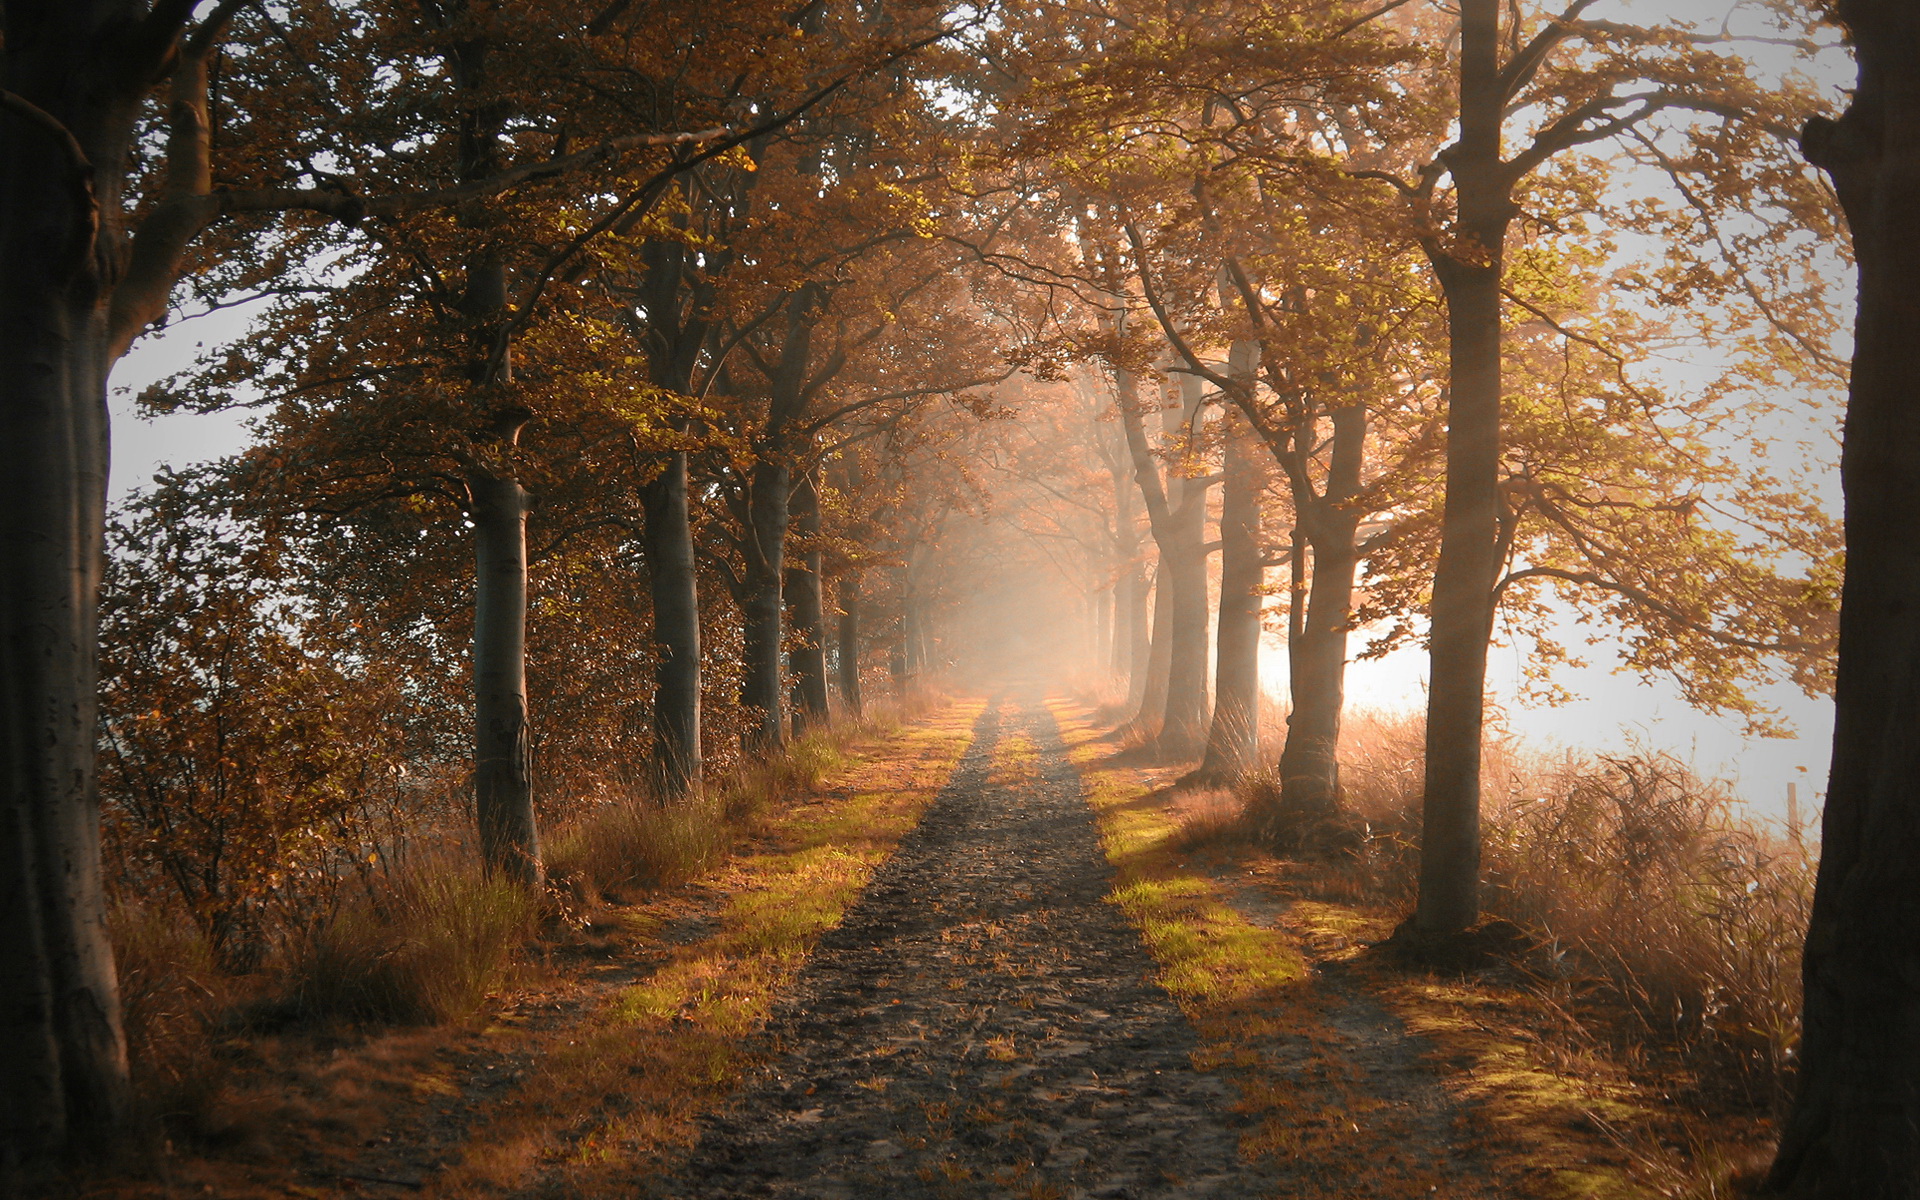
[656,696,1280,1199]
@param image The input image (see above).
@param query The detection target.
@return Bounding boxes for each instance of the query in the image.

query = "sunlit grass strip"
[432,701,984,1198]
[1045,698,1304,1008]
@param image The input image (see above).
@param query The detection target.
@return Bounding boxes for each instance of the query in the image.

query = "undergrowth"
[1194,705,1812,1196]
[1261,709,1813,1109]
[106,695,931,1160]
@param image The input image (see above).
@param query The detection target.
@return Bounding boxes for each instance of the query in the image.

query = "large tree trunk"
[0,289,131,1163]
[1415,0,1513,937]
[641,453,702,794]
[786,471,830,736]
[1273,406,1366,830]
[470,469,540,885]
[1766,7,1920,1194]
[837,578,863,716]
[1,8,148,1156]
[740,457,790,753]
[1197,341,1265,779]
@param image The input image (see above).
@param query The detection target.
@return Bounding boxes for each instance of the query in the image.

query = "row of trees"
[3,0,1913,1192]
[4,0,1028,1160]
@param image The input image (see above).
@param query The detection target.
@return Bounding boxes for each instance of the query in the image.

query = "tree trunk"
[1197,341,1265,779]
[1,10,147,1156]
[0,291,132,1164]
[786,471,830,736]
[1415,0,1514,936]
[1137,564,1172,734]
[1114,365,1210,755]
[470,469,540,886]
[1273,406,1366,831]
[1157,372,1212,756]
[837,579,863,716]
[1114,472,1149,701]
[1766,7,1920,1194]
[741,457,789,752]
[1122,556,1150,702]
[641,453,702,794]
[891,565,912,689]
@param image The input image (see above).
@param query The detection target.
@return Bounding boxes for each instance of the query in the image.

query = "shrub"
[1484,750,1810,1097]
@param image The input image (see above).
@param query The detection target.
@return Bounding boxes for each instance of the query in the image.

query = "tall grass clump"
[546,791,732,899]
[110,901,237,1136]
[289,863,537,1024]
[1483,750,1811,1097]
[548,712,897,901]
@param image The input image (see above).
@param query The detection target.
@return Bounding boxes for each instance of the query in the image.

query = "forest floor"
[80,691,1766,1200]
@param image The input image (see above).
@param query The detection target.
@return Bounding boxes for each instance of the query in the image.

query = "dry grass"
[1327,710,1810,1106]
[287,862,539,1025]
[545,792,733,901]
[1060,696,1801,1197]
[425,702,981,1197]
[1165,786,1259,853]
[545,714,887,905]
[110,902,238,1143]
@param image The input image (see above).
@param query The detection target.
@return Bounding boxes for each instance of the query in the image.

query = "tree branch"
[1496,565,1818,654]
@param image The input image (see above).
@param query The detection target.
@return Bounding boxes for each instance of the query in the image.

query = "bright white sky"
[111,0,1854,826]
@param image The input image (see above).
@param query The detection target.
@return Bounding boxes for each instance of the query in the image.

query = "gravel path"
[655,697,1281,1200]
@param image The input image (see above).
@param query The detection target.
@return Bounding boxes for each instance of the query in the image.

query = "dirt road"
[657,698,1280,1199]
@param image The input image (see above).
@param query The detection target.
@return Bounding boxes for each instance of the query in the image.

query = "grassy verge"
[1047,696,1668,1200]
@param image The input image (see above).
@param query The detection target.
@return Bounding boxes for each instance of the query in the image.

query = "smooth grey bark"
[1415,0,1512,936]
[470,469,540,885]
[740,457,790,753]
[1197,341,1266,780]
[837,579,863,716]
[1115,366,1212,756]
[633,222,722,796]
[641,452,702,795]
[786,470,830,736]
[1163,370,1216,757]
[1271,405,1366,829]
[1766,6,1920,1194]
